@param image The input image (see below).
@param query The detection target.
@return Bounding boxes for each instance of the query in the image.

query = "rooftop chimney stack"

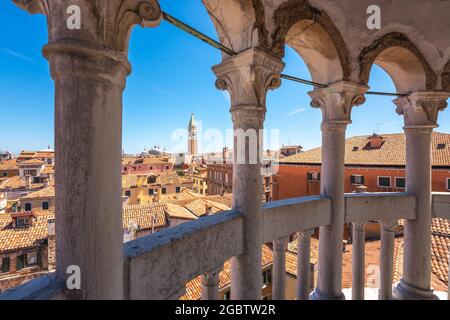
[368,133,384,149]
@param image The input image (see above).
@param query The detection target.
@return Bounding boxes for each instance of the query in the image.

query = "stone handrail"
[123,210,243,300]
[432,192,450,219]
[262,196,331,243]
[2,192,450,300]
[344,192,417,223]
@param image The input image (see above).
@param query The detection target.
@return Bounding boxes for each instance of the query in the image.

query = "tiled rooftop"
[279,132,450,167]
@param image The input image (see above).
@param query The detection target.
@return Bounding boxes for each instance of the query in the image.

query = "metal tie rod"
[162,11,407,97]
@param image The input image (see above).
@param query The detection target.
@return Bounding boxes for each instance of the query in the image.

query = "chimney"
[47,219,56,271]
[25,175,32,189]
[222,147,228,164]
[368,133,384,149]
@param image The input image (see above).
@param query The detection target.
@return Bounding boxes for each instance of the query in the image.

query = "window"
[162,188,167,195]
[447,178,450,191]
[42,202,49,210]
[24,203,32,212]
[148,189,155,196]
[1,257,10,273]
[125,190,131,197]
[307,171,320,181]
[223,290,231,300]
[396,177,406,189]
[378,176,391,188]
[176,187,181,193]
[16,254,27,271]
[262,268,272,287]
[350,175,364,185]
[27,252,37,266]
[2,172,7,177]
[147,176,156,184]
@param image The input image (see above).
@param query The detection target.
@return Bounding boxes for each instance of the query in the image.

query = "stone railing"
[1,192,449,300]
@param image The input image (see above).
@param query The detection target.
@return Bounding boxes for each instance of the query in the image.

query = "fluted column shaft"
[272,237,288,300]
[297,230,313,300]
[379,220,396,300]
[309,82,368,300]
[352,222,366,300]
[213,48,284,300]
[393,92,448,300]
[12,0,162,300]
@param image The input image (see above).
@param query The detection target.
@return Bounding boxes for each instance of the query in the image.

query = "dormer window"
[437,143,446,150]
[11,212,35,228]
[307,171,320,182]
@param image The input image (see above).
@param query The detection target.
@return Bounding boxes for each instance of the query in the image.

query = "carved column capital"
[394,91,448,130]
[379,219,398,233]
[14,0,162,56]
[309,81,368,127]
[213,48,284,126]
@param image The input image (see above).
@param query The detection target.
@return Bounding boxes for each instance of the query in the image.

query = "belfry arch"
[358,32,437,93]
[271,0,351,84]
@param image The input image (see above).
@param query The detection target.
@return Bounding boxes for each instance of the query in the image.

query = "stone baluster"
[309,82,368,300]
[272,237,289,300]
[12,0,162,299]
[352,221,366,300]
[393,92,448,300]
[379,219,397,300]
[201,267,221,300]
[213,48,284,299]
[297,229,314,300]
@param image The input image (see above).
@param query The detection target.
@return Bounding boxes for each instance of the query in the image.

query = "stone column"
[297,229,314,300]
[272,237,288,300]
[379,220,396,300]
[309,82,368,300]
[352,222,366,300]
[13,0,162,300]
[393,92,448,300]
[213,48,284,300]
[201,268,221,300]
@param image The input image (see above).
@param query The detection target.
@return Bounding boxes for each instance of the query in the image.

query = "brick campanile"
[188,113,198,155]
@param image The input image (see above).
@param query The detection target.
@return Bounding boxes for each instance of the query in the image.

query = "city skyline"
[1,0,450,155]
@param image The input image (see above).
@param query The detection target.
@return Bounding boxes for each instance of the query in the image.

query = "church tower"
[188,113,198,155]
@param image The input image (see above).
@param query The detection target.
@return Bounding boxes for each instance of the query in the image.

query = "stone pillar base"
[310,288,346,300]
[393,280,439,300]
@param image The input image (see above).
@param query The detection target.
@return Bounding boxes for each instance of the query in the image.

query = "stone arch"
[442,60,450,92]
[358,32,437,93]
[271,0,351,83]
[202,0,269,55]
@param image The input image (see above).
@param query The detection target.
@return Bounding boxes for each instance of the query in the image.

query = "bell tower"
[188,113,198,155]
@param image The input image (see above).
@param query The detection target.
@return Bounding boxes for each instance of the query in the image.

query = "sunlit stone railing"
[1,192,449,300]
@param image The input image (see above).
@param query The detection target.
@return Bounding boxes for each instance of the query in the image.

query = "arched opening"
[359,33,437,93]
[271,0,351,83]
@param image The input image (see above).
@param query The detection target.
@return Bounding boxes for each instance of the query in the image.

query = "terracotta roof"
[0,159,18,171]
[42,166,54,175]
[164,202,197,220]
[279,132,450,167]
[122,203,169,231]
[287,237,320,265]
[205,194,233,208]
[0,176,45,192]
[17,159,45,166]
[183,199,230,217]
[21,186,55,200]
[0,211,54,252]
[181,245,274,300]
[34,151,54,159]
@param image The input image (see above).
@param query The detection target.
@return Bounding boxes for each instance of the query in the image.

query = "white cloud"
[288,108,306,116]
[0,48,41,66]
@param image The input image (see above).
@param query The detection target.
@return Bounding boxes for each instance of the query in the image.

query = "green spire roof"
[189,113,196,127]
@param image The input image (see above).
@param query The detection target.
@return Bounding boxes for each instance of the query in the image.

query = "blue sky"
[1,0,449,155]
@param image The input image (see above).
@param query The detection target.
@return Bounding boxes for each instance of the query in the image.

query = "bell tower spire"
[188,113,198,155]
